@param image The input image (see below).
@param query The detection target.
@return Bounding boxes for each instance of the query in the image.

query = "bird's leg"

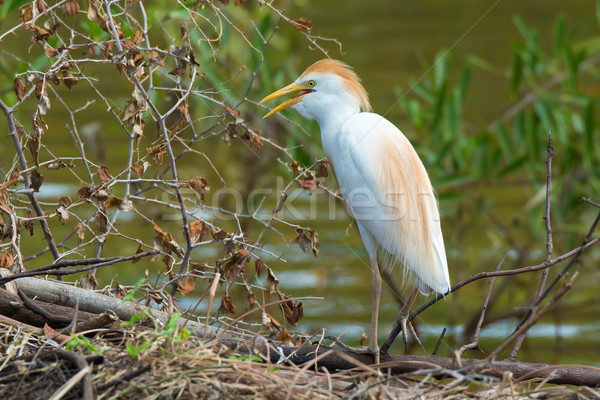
[380,286,420,355]
[399,286,419,353]
[369,257,382,364]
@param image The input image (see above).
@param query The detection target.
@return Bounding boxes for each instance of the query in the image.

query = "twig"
[53,349,93,400]
[407,234,600,323]
[509,130,553,358]
[487,271,578,360]
[0,99,61,262]
[455,252,506,360]
[432,328,446,356]
[511,209,600,337]
[0,251,159,285]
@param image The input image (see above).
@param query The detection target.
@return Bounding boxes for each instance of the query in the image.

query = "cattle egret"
[260,59,451,362]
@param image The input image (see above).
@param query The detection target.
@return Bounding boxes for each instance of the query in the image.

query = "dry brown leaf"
[76,221,86,244]
[291,159,300,174]
[247,292,258,307]
[291,228,319,257]
[225,105,241,119]
[20,6,33,23]
[277,326,292,344]
[43,323,59,339]
[58,196,72,208]
[146,143,166,165]
[93,189,109,202]
[153,224,184,257]
[87,0,107,29]
[79,271,98,290]
[278,291,304,326]
[77,186,92,200]
[315,159,329,178]
[0,169,20,191]
[131,244,143,264]
[114,282,128,299]
[262,311,281,330]
[178,275,196,296]
[28,135,41,168]
[24,210,35,236]
[169,62,187,77]
[105,196,123,210]
[57,206,69,224]
[298,178,317,191]
[147,50,164,67]
[97,165,111,181]
[65,0,80,16]
[14,78,26,102]
[133,26,143,45]
[38,95,51,116]
[255,258,264,276]
[168,117,185,139]
[35,0,46,13]
[0,252,14,270]
[359,330,368,347]
[34,80,46,99]
[212,229,226,241]
[190,220,210,243]
[179,22,188,41]
[221,122,238,146]
[243,129,263,150]
[219,295,237,315]
[266,266,279,295]
[132,161,150,177]
[103,41,113,59]
[45,46,58,57]
[30,169,44,192]
[95,210,108,233]
[292,17,312,33]
[188,177,210,202]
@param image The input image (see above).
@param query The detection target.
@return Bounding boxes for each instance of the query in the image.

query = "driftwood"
[14,277,236,341]
[5,277,599,388]
[231,339,600,387]
[0,287,114,332]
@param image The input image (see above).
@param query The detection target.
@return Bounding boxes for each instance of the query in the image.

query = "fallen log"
[11,277,600,387]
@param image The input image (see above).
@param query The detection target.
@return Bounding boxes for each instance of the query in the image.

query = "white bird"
[260,59,450,362]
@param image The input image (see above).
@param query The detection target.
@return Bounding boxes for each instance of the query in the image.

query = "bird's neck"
[313,103,360,135]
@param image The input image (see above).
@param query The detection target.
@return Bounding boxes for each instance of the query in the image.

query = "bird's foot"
[326,336,380,364]
[380,313,425,355]
[399,314,424,353]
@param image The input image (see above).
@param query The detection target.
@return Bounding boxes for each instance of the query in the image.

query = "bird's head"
[259,59,371,122]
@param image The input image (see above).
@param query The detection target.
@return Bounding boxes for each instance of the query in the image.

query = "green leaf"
[433,50,449,89]
[126,343,139,357]
[510,52,523,96]
[553,14,567,56]
[498,155,528,177]
[497,124,513,162]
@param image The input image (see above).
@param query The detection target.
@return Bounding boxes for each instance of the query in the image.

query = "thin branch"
[455,252,506,361]
[509,130,554,357]
[488,272,578,360]
[0,99,61,262]
[0,251,159,285]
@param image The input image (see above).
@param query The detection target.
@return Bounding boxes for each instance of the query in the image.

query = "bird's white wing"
[330,113,450,294]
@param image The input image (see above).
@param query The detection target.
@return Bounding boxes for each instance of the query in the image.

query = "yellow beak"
[259,82,312,118]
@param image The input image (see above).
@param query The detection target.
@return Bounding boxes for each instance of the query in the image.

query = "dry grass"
[0,322,598,400]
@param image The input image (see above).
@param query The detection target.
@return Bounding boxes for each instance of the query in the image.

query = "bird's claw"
[400,314,425,353]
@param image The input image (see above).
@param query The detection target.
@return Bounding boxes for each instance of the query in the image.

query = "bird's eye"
[307,80,316,87]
